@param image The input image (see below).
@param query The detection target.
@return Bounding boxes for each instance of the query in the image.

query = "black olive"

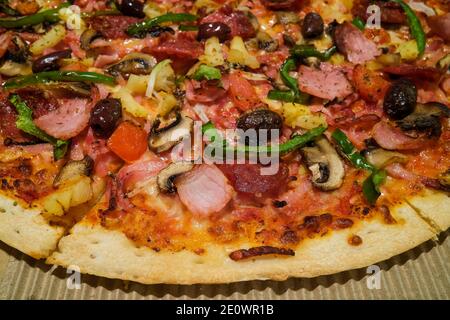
[302,12,324,39]
[197,22,231,42]
[383,79,417,120]
[117,0,145,18]
[90,98,122,138]
[236,109,283,144]
[32,49,72,73]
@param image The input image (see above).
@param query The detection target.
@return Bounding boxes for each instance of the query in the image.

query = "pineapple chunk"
[199,37,225,67]
[227,36,260,69]
[396,40,419,61]
[40,176,92,216]
[126,75,151,95]
[30,24,66,55]
[112,87,151,118]
[282,103,327,129]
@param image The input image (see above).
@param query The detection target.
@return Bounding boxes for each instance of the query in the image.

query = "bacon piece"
[229,246,295,261]
[117,157,167,192]
[90,15,140,39]
[200,5,256,40]
[176,164,233,216]
[352,0,406,25]
[298,63,353,100]
[386,163,450,192]
[428,13,450,42]
[383,65,443,82]
[34,99,90,140]
[334,22,381,64]
[372,121,431,150]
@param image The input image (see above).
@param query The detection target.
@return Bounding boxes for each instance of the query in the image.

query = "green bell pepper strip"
[267,89,296,102]
[3,71,116,90]
[332,129,387,204]
[127,13,197,37]
[277,58,310,104]
[0,3,70,29]
[202,122,326,155]
[391,0,426,56]
[9,94,69,160]
[352,17,365,30]
[332,129,375,171]
[192,65,222,81]
[179,24,199,31]
[289,45,337,61]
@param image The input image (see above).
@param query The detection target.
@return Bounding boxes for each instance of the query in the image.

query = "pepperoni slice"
[90,15,140,39]
[218,162,289,197]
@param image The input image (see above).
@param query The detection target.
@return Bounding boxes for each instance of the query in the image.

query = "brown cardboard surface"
[0,230,448,300]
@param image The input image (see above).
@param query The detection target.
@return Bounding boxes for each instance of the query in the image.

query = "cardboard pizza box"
[0,231,448,299]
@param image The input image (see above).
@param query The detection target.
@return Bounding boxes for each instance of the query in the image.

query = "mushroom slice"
[302,137,345,191]
[149,112,194,153]
[80,29,102,51]
[157,162,194,193]
[397,102,450,138]
[107,53,157,77]
[363,148,408,169]
[53,156,93,187]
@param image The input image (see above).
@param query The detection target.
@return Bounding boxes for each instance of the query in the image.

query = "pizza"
[0,0,449,285]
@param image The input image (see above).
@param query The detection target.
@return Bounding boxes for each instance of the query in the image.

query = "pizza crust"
[47,201,437,284]
[406,190,450,232]
[0,194,64,259]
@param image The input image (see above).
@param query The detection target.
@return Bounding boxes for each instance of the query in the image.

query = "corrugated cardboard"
[0,231,448,299]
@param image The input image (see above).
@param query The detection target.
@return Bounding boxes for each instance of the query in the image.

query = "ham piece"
[298,63,353,100]
[176,164,234,216]
[34,98,90,140]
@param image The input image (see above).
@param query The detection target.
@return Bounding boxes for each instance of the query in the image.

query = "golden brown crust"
[47,201,436,284]
[406,190,450,232]
[0,193,64,259]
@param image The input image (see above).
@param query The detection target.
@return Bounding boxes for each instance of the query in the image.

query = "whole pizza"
[0,0,448,285]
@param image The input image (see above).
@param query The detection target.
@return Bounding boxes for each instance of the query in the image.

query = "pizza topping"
[117,0,145,18]
[229,246,295,261]
[0,3,69,29]
[428,13,450,42]
[297,63,353,100]
[236,109,283,143]
[383,65,443,82]
[176,164,233,216]
[107,121,148,163]
[396,102,449,138]
[260,0,298,11]
[372,121,430,150]
[106,53,156,78]
[383,79,417,120]
[31,49,72,73]
[89,98,122,139]
[90,15,141,39]
[148,113,194,153]
[127,13,197,38]
[34,98,91,140]
[53,156,93,187]
[363,148,408,169]
[301,137,345,191]
[197,22,231,42]
[219,162,289,197]
[333,22,380,64]
[352,0,406,25]
[301,12,324,39]
[200,6,256,40]
[157,161,194,193]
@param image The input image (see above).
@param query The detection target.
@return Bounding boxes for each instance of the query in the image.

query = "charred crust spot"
[280,230,299,245]
[229,246,295,261]
[348,235,363,246]
[273,200,287,208]
[333,218,354,229]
